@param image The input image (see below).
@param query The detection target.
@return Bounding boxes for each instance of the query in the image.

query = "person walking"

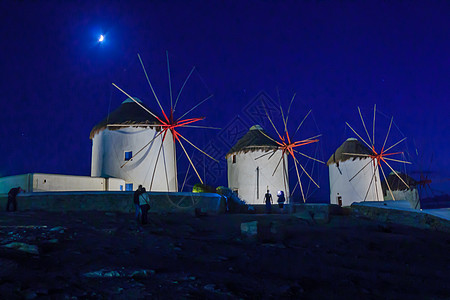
[139,187,151,225]
[264,189,273,214]
[6,187,23,212]
[133,185,143,224]
[277,190,286,214]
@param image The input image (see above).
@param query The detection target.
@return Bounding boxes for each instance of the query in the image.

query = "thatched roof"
[327,138,373,166]
[226,125,279,158]
[90,97,162,139]
[382,171,417,192]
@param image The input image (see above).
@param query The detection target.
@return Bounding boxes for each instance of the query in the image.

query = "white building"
[90,97,177,192]
[0,173,125,194]
[328,138,383,207]
[226,125,288,205]
[382,171,420,209]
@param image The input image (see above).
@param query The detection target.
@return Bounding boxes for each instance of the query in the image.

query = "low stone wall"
[247,204,284,214]
[292,203,331,223]
[0,192,225,214]
[247,203,333,223]
[351,203,450,233]
[148,192,225,214]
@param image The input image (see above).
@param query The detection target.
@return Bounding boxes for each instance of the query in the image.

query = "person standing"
[264,189,273,214]
[277,191,286,214]
[139,187,150,225]
[133,185,143,224]
[6,187,23,212]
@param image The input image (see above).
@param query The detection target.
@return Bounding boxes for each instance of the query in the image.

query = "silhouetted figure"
[264,189,273,214]
[139,187,150,225]
[277,190,286,213]
[133,185,144,223]
[7,187,23,212]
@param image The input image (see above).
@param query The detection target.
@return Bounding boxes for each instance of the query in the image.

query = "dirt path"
[1,211,449,299]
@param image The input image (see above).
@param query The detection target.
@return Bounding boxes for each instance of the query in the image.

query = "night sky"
[1,1,449,200]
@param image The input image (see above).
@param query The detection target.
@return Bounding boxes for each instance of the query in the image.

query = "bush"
[192,183,216,193]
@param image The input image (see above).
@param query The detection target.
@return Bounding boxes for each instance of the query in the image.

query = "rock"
[204,284,217,292]
[130,269,155,279]
[50,226,65,233]
[263,243,286,248]
[240,221,258,241]
[293,204,330,224]
[313,211,329,224]
[84,268,155,279]
[83,269,122,278]
[293,211,313,222]
[3,242,39,255]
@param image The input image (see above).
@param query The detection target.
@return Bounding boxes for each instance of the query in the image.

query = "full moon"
[98,35,104,42]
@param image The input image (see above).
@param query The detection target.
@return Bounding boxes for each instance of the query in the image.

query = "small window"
[119,185,123,191]
[125,183,133,191]
[232,155,236,164]
[124,151,132,161]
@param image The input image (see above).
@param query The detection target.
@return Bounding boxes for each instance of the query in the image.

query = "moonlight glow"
[98,35,104,42]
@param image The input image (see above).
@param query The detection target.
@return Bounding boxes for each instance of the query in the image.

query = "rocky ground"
[0,210,449,299]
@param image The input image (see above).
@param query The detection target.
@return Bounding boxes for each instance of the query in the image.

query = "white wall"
[227,150,289,205]
[384,188,420,209]
[32,174,106,192]
[106,177,126,191]
[329,157,384,207]
[0,173,125,193]
[91,127,177,192]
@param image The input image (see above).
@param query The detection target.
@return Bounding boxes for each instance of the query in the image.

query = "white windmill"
[91,52,217,193]
[226,125,288,205]
[328,105,411,206]
[258,93,324,204]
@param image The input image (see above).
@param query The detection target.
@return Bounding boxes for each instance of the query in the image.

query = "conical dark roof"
[90,97,162,139]
[226,125,279,158]
[382,171,417,192]
[327,138,373,166]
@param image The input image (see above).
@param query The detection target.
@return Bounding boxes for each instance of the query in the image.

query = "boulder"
[3,242,39,255]
[240,221,258,241]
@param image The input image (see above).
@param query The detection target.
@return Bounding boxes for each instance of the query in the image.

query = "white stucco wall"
[384,188,420,209]
[106,177,126,191]
[32,174,106,192]
[0,174,125,193]
[329,157,384,207]
[227,150,289,205]
[91,127,177,192]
